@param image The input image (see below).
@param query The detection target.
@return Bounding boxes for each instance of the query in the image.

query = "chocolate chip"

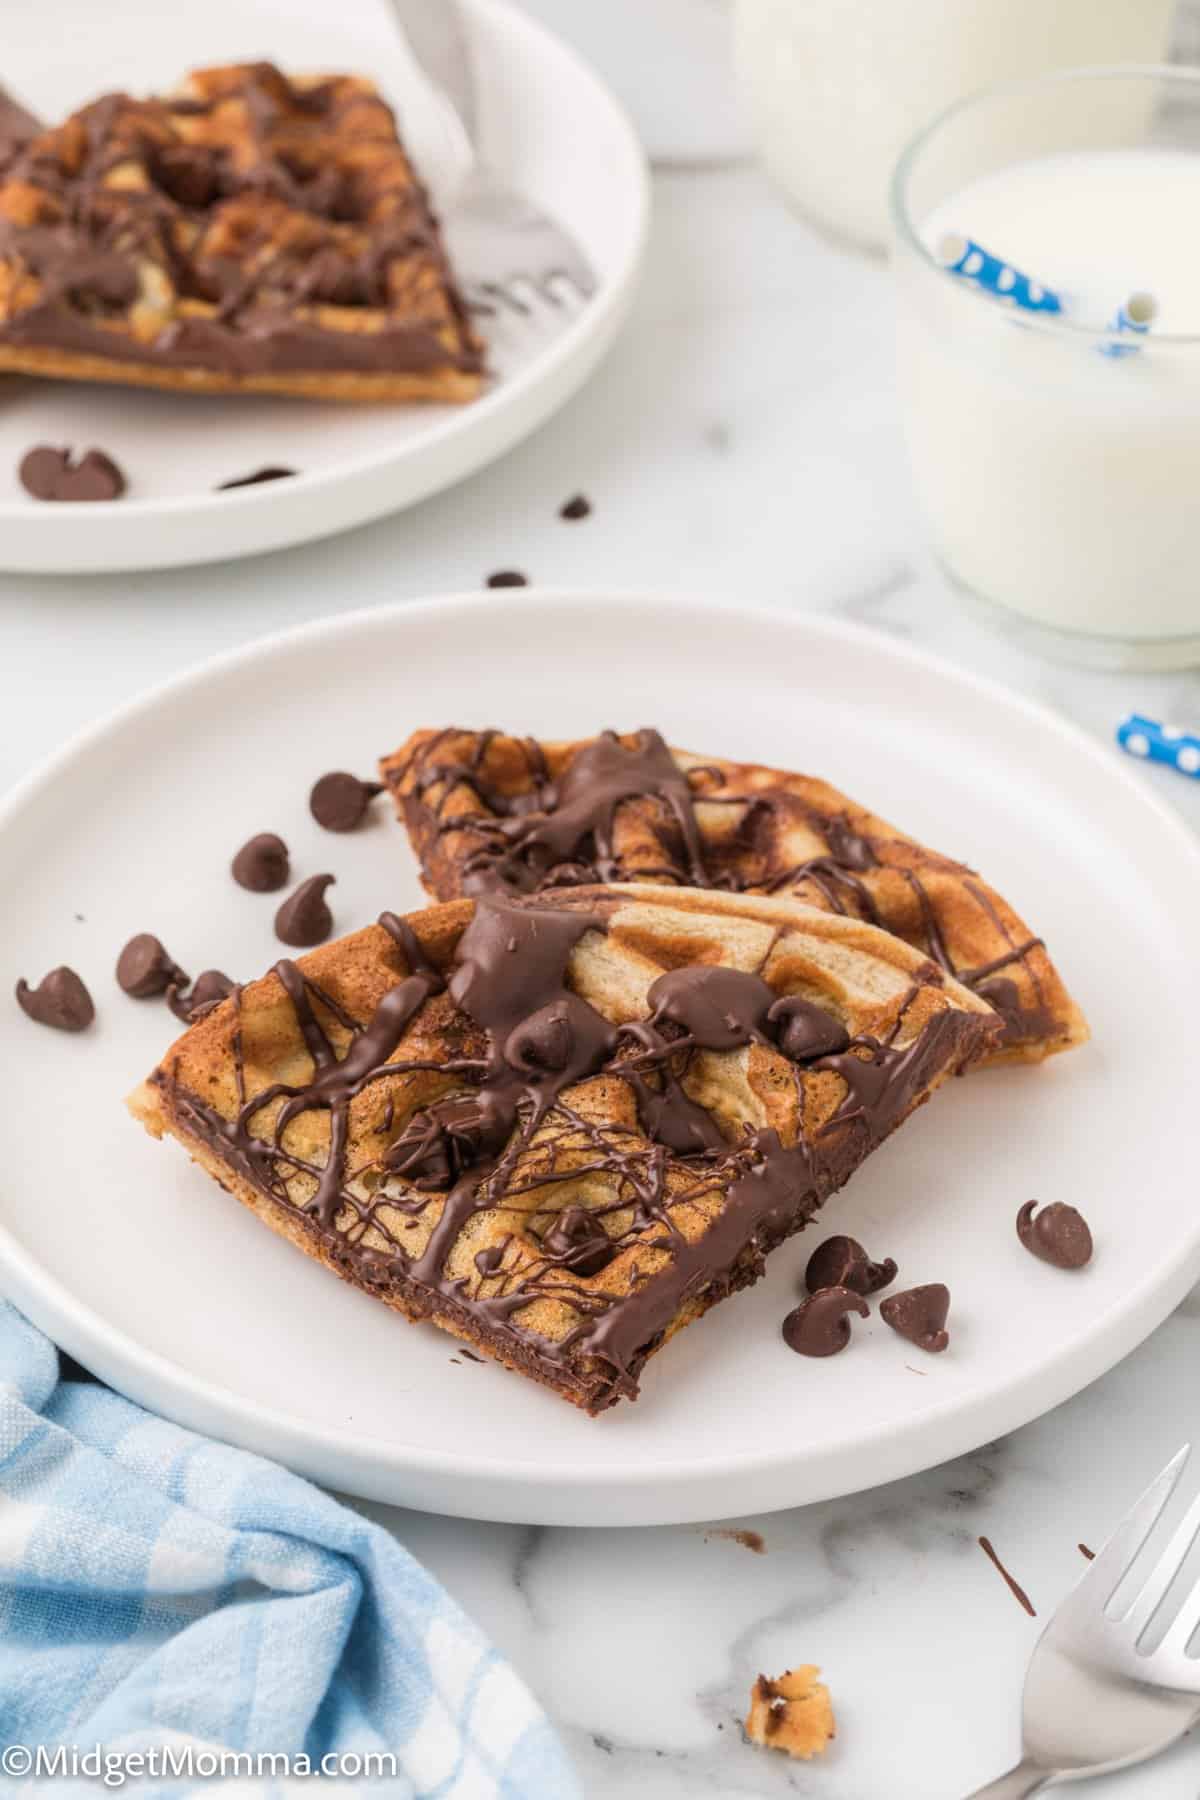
[153,142,219,207]
[559,493,591,521]
[1016,1201,1093,1270]
[781,1286,869,1357]
[116,933,188,998]
[475,1245,505,1277]
[309,771,383,833]
[217,465,296,490]
[543,1205,613,1276]
[231,832,290,892]
[167,969,236,1025]
[767,996,850,1062]
[275,874,335,946]
[486,570,528,588]
[805,1233,897,1297]
[19,445,125,501]
[504,1004,572,1074]
[16,966,94,1032]
[879,1283,950,1353]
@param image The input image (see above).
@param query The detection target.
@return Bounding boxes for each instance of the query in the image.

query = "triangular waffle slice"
[0,64,482,402]
[129,885,999,1413]
[380,728,1087,1065]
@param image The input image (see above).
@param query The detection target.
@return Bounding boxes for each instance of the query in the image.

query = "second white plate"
[1,591,1197,1525]
[0,0,647,573]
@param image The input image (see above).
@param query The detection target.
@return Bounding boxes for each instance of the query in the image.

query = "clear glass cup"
[733,0,1173,256]
[892,65,1200,670]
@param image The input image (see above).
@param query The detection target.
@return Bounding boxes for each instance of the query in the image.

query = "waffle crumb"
[744,1666,835,1760]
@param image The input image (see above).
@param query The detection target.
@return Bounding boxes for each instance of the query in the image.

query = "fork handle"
[966,1757,1054,1797]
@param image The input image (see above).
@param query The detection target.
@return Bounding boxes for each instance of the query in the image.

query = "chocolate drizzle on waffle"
[0,64,482,391]
[384,728,1080,1058]
[408,728,712,895]
[157,891,990,1409]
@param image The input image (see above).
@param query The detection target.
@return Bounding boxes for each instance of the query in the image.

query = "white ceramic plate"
[1,591,1197,1526]
[0,0,647,574]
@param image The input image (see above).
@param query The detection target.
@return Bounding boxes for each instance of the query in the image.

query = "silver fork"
[969,1446,1200,1795]
[385,0,596,319]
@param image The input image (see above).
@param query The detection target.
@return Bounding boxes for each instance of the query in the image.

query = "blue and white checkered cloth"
[0,1302,580,1798]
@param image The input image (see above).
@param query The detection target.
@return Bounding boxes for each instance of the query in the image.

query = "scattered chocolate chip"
[167,969,236,1025]
[805,1234,897,1297]
[116,933,188,999]
[559,493,591,521]
[275,873,335,947]
[1016,1200,1092,1270]
[231,832,290,892]
[880,1283,950,1353]
[767,996,850,1062]
[217,465,296,490]
[16,966,94,1032]
[19,445,126,502]
[543,1205,613,1277]
[309,771,383,833]
[781,1285,869,1357]
[486,570,528,588]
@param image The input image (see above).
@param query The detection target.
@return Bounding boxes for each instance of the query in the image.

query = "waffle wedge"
[129,885,998,1412]
[381,728,1088,1065]
[0,63,482,401]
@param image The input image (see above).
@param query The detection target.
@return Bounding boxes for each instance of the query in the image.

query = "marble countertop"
[4,6,1200,1794]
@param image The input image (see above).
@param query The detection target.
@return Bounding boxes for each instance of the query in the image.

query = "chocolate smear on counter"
[275,874,335,947]
[116,933,189,999]
[781,1285,869,1357]
[167,969,237,1025]
[16,965,94,1031]
[19,445,125,501]
[309,771,384,832]
[704,1528,765,1554]
[805,1233,897,1297]
[217,465,296,490]
[880,1282,950,1352]
[559,493,591,521]
[232,832,290,892]
[978,1537,1036,1617]
[1079,1543,1095,1560]
[486,570,527,588]
[159,888,982,1409]
[1016,1201,1093,1271]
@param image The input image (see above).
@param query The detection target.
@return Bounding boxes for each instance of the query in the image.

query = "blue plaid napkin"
[0,1302,579,1798]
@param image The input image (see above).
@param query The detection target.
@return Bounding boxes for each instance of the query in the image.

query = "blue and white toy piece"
[1116,714,1200,778]
[936,232,1064,315]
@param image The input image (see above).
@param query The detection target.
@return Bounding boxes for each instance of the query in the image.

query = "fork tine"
[1123,1470,1200,1639]
[1161,1568,1200,1652]
[1062,1446,1190,1618]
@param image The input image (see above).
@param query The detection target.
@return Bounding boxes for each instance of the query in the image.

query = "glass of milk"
[892,65,1200,669]
[732,0,1173,254]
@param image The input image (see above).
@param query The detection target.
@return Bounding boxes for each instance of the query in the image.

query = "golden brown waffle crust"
[127,887,997,1413]
[0,64,483,403]
[0,343,481,403]
[380,728,1089,1067]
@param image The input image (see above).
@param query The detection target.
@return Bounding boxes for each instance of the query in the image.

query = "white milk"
[897,148,1200,649]
[733,0,1173,251]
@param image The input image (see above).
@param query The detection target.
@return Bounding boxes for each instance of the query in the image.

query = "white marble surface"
[5,6,1200,1794]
